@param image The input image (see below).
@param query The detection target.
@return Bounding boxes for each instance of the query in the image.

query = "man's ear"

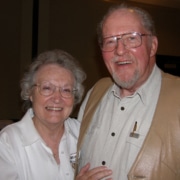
[150,36,158,57]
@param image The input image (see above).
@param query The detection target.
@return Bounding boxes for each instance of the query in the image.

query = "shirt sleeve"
[0,131,19,180]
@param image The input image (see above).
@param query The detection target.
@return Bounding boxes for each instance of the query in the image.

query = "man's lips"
[115,60,132,65]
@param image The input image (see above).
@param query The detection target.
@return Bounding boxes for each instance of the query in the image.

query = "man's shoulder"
[161,72,180,102]
[91,77,113,95]
[88,77,113,101]
[162,72,180,87]
[94,77,113,87]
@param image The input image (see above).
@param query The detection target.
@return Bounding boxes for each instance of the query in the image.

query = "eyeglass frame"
[33,81,77,98]
[100,32,152,52]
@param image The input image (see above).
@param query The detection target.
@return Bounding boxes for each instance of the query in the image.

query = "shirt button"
[111,132,115,136]
[102,161,106,165]
[121,106,125,110]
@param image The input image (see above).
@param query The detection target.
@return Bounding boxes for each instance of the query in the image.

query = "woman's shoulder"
[65,117,80,138]
[0,121,22,145]
[66,117,80,126]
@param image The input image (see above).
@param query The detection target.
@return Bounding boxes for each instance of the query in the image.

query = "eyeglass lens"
[102,32,143,51]
[38,82,75,98]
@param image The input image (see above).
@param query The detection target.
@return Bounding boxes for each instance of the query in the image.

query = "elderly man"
[77,4,180,180]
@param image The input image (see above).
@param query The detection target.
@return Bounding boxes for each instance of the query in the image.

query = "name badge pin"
[130,121,139,138]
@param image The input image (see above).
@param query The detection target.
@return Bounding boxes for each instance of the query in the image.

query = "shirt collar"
[136,65,161,105]
[20,108,41,146]
[108,65,161,105]
[19,108,75,147]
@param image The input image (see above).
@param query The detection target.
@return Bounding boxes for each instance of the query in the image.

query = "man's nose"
[115,39,127,55]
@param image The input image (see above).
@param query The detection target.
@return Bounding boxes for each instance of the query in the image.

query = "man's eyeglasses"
[33,81,76,98]
[101,32,151,52]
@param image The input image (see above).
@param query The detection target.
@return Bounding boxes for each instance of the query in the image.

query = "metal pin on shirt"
[130,121,139,138]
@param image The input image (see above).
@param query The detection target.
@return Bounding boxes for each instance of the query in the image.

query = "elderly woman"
[0,49,112,180]
[0,49,86,180]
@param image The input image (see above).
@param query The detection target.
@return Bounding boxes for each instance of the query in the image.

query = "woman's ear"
[30,95,33,102]
[29,89,34,102]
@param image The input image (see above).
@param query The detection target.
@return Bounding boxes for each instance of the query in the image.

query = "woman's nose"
[52,88,63,102]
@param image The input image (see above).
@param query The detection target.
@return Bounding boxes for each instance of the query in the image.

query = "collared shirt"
[0,108,80,180]
[78,65,162,180]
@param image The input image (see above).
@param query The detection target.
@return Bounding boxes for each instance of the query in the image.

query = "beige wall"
[0,0,180,119]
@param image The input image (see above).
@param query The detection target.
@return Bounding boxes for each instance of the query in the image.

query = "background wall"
[0,0,180,119]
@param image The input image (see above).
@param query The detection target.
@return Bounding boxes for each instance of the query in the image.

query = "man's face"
[101,9,158,92]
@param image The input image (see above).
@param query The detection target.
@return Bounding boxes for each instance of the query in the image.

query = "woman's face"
[30,64,75,128]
